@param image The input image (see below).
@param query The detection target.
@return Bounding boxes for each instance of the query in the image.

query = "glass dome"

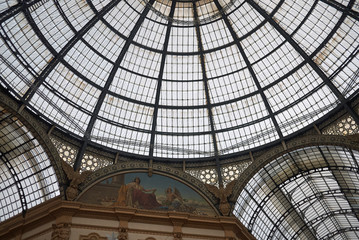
[235,145,359,239]
[1,0,358,161]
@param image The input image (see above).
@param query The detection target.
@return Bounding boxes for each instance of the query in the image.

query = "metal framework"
[235,145,359,239]
[0,106,60,222]
[1,0,358,166]
[1,0,359,236]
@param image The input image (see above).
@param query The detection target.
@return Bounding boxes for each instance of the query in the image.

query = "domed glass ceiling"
[0,0,358,160]
[235,145,359,239]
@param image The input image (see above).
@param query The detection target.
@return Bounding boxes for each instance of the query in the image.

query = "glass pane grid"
[205,44,245,80]
[59,0,95,31]
[163,55,202,81]
[227,2,264,38]
[235,146,359,239]
[0,37,33,97]
[242,23,286,64]
[256,0,280,14]
[1,0,358,162]
[209,68,256,104]
[293,2,340,55]
[160,80,205,106]
[64,41,111,87]
[91,118,151,155]
[156,108,211,133]
[99,95,153,131]
[110,69,157,104]
[0,1,17,14]
[133,18,166,50]
[273,0,313,35]
[275,84,338,136]
[168,26,198,53]
[199,19,233,50]
[0,111,59,222]
[104,0,143,38]
[83,21,126,63]
[154,134,214,158]
[91,0,112,11]
[1,13,53,76]
[121,44,162,79]
[32,1,75,51]
[253,42,303,87]
[30,85,91,136]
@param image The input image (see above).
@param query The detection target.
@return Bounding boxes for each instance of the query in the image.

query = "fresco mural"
[78,173,216,216]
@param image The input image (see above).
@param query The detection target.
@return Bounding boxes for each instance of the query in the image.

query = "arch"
[0,89,66,221]
[233,142,359,239]
[232,134,359,200]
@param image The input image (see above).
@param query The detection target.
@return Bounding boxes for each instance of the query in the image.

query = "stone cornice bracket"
[117,227,128,240]
[51,222,71,240]
[219,218,255,240]
[173,232,182,240]
[169,212,188,240]
[80,232,107,240]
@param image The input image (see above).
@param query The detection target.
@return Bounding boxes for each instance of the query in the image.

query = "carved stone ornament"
[173,232,182,240]
[62,160,92,200]
[79,232,107,240]
[117,227,128,240]
[205,180,236,216]
[51,223,71,240]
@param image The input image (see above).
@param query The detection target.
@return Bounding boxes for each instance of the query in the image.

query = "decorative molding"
[71,224,117,232]
[118,227,128,240]
[173,232,182,240]
[232,134,359,202]
[79,232,107,240]
[51,223,71,240]
[0,199,254,240]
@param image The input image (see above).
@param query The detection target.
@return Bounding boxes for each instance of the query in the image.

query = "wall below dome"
[0,197,255,240]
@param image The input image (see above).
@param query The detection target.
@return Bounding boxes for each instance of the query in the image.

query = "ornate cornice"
[0,198,255,240]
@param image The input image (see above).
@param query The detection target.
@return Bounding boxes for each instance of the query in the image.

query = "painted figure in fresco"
[162,186,196,213]
[116,177,161,209]
[164,186,183,205]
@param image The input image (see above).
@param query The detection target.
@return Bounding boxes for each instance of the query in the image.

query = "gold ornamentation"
[62,160,92,200]
[205,180,236,216]
[51,223,71,240]
[79,232,107,240]
[118,227,128,240]
[173,232,182,240]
